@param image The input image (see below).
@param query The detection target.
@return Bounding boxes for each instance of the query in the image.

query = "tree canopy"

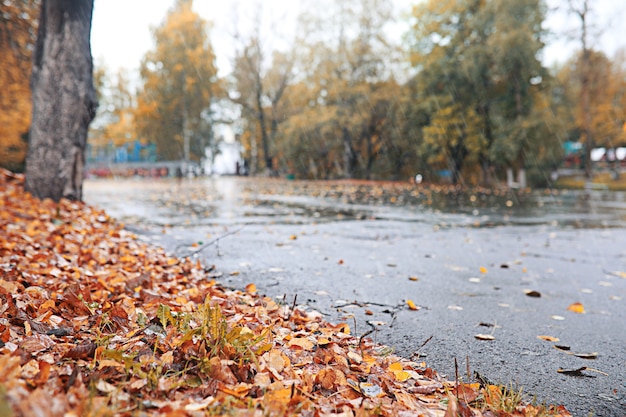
[76,0,626,186]
[134,0,221,163]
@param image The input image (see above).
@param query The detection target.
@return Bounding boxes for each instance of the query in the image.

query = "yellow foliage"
[0,0,38,170]
[134,0,221,161]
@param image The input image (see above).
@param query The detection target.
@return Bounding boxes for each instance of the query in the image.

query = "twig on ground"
[176,224,248,258]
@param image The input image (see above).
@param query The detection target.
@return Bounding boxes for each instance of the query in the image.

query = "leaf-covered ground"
[0,170,571,416]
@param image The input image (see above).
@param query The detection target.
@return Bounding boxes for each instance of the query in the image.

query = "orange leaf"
[479,266,488,274]
[567,302,585,314]
[406,300,419,310]
[245,283,257,294]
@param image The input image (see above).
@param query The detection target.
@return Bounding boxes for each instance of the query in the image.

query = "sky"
[91,0,626,77]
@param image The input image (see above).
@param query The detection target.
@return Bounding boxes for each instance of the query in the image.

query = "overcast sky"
[91,0,626,76]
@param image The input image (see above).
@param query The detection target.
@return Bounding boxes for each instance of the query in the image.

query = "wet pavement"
[84,177,626,416]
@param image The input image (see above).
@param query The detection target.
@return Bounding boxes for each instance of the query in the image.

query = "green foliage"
[406,0,563,185]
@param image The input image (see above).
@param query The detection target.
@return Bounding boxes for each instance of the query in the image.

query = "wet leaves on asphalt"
[0,170,573,416]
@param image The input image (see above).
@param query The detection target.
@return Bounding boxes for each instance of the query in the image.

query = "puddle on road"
[84,177,626,229]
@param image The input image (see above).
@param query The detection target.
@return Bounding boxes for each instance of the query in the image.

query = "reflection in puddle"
[84,177,626,229]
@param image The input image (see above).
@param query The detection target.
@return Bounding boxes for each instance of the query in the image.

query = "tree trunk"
[25,0,97,202]
[343,127,356,179]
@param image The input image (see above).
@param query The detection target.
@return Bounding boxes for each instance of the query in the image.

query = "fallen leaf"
[567,302,585,314]
[287,337,314,350]
[63,342,97,360]
[570,352,598,359]
[479,266,488,274]
[524,289,541,298]
[537,335,560,342]
[557,367,603,377]
[245,283,257,294]
[358,382,383,397]
[474,334,495,341]
[406,300,420,311]
[408,276,419,281]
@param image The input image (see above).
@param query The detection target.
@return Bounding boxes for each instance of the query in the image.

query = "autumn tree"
[231,35,293,175]
[557,50,626,162]
[567,0,594,178]
[408,0,556,186]
[25,0,97,201]
[408,0,491,184]
[227,2,296,176]
[275,0,402,179]
[0,0,39,172]
[135,0,220,164]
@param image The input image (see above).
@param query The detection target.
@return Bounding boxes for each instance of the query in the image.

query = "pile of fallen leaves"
[0,169,571,416]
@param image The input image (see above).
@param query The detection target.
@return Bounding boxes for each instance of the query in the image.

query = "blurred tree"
[230,26,294,176]
[25,0,97,201]
[567,0,594,178]
[408,0,490,184]
[557,50,626,156]
[487,0,553,186]
[276,0,401,179]
[135,0,221,163]
[0,0,39,172]
[408,0,555,186]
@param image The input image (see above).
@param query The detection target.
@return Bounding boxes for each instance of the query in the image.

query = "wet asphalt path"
[84,177,626,416]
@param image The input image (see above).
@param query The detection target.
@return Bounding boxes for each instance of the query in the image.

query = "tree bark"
[25,0,97,201]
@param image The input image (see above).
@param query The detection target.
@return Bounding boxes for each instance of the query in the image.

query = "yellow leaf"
[289,234,297,240]
[389,362,410,381]
[393,370,410,382]
[388,362,403,372]
[567,302,585,314]
[406,300,419,311]
[479,266,488,274]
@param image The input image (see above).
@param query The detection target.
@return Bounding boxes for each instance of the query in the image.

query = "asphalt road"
[84,177,626,416]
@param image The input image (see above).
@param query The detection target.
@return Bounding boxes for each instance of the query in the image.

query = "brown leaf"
[20,334,56,355]
[63,342,97,360]
[208,356,237,385]
[32,361,51,385]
